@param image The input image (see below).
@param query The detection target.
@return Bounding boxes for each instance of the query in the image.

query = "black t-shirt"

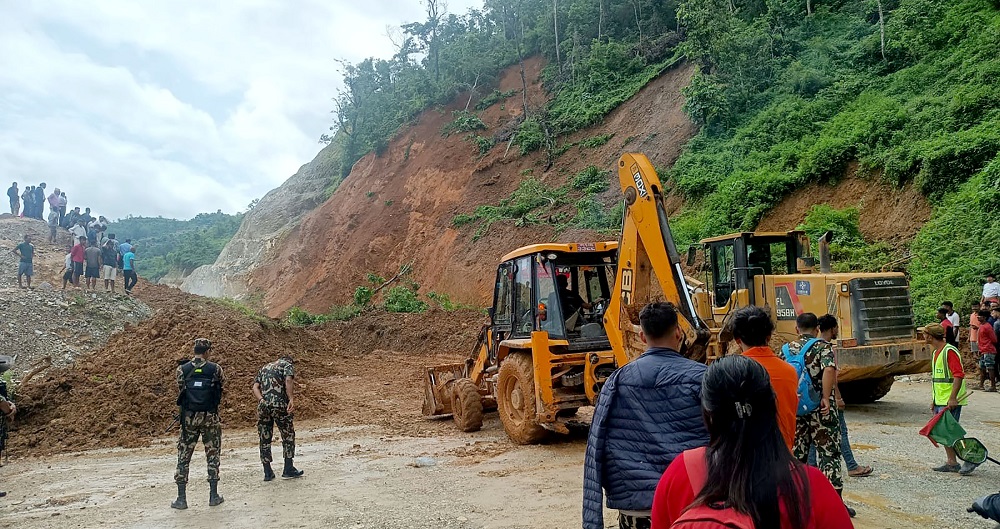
[6,186,16,200]
[560,289,585,315]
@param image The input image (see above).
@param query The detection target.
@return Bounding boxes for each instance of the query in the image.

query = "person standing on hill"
[101,239,118,293]
[583,302,709,529]
[977,309,997,392]
[70,220,87,243]
[33,183,45,219]
[970,301,982,355]
[983,275,1000,307]
[780,312,853,517]
[57,192,67,226]
[70,236,86,287]
[172,338,225,510]
[942,301,960,329]
[727,306,798,449]
[252,356,304,481]
[122,245,138,294]
[5,182,17,216]
[61,247,73,290]
[924,323,970,474]
[11,234,34,289]
[84,241,102,291]
[47,187,59,217]
[0,356,17,498]
[47,209,59,244]
[20,186,32,218]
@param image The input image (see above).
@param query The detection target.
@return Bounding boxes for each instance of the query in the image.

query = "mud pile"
[12,284,483,455]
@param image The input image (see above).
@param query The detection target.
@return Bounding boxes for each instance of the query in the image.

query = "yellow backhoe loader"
[423,153,931,443]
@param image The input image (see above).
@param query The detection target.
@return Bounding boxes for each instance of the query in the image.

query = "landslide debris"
[12,283,484,455]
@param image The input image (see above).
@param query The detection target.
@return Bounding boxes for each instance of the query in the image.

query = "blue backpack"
[781,338,822,416]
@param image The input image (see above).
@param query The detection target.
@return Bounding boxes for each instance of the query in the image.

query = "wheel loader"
[422,153,932,443]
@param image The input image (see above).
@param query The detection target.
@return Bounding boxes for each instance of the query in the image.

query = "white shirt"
[948,312,960,328]
[984,281,1000,299]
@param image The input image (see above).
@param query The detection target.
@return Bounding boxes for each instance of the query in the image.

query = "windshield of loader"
[537,251,616,341]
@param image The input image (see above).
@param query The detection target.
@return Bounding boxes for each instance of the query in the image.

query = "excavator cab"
[701,231,809,309]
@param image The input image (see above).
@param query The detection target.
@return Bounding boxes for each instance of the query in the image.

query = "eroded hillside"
[253,58,697,317]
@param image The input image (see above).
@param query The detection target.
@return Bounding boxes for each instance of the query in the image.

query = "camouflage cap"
[193,338,212,350]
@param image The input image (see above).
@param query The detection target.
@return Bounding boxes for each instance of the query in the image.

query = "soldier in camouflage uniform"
[172,338,225,509]
[252,356,303,480]
[779,313,853,518]
[0,356,15,499]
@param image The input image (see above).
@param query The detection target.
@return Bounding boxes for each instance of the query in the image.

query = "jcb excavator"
[423,153,931,444]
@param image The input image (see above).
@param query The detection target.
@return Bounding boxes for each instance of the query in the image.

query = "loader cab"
[701,231,808,308]
[492,243,618,350]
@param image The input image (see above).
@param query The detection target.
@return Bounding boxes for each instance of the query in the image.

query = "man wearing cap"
[252,356,304,481]
[925,323,971,474]
[172,338,225,509]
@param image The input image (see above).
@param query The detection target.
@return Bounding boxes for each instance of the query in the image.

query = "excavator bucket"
[421,363,466,417]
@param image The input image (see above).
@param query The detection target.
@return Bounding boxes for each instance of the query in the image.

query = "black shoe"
[208,479,224,507]
[845,504,856,518]
[170,483,187,510]
[281,457,304,479]
[263,462,275,482]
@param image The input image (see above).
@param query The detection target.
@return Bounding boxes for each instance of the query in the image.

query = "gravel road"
[1,379,998,529]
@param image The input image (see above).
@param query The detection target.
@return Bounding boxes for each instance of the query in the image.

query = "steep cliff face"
[252,58,698,317]
[180,142,340,298]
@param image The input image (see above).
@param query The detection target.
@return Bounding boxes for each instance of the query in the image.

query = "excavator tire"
[451,378,484,433]
[498,352,547,445]
[839,375,895,404]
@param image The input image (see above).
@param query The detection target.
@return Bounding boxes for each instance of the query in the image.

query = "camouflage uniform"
[0,393,9,460]
[256,358,296,464]
[781,335,843,490]
[618,514,651,529]
[174,357,224,484]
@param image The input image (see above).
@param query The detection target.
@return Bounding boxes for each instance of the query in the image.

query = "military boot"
[208,479,224,507]
[170,483,187,510]
[281,457,304,479]
[263,462,275,482]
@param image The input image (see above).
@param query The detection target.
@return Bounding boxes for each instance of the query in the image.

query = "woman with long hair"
[650,355,853,529]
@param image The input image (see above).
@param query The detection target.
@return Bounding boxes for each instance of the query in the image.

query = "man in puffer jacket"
[583,302,709,529]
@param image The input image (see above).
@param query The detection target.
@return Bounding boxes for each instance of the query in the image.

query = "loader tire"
[451,378,484,433]
[839,375,895,404]
[498,352,547,444]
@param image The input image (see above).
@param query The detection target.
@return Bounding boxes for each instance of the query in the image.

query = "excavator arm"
[604,153,712,364]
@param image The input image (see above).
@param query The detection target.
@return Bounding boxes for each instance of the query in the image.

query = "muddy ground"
[2,380,999,529]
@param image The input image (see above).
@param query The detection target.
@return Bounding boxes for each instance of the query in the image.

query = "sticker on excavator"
[577,243,596,252]
[630,163,649,198]
[774,285,797,320]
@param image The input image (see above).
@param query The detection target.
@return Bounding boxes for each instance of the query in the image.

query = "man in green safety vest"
[925,323,972,474]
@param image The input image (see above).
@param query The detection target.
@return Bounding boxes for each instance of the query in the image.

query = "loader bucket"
[422,363,466,417]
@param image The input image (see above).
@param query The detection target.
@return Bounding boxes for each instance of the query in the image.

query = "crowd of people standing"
[7,181,139,295]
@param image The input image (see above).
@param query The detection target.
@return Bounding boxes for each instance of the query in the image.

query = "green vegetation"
[453,178,569,240]
[442,110,487,136]
[571,165,610,194]
[107,211,244,282]
[325,0,685,173]
[796,205,900,274]
[579,134,614,149]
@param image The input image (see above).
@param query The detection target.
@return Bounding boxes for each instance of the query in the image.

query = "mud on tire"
[839,375,895,404]
[497,352,547,444]
[451,378,484,432]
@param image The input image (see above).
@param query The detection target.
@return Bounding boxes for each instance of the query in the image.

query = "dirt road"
[2,380,999,529]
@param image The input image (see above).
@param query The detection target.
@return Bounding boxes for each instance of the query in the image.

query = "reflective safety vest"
[932,344,968,407]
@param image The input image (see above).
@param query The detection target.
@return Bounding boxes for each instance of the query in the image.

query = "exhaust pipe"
[819,231,833,274]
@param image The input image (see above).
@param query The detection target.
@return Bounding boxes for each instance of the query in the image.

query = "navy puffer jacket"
[582,347,709,528]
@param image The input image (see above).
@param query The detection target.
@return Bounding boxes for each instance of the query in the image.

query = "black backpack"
[177,362,222,413]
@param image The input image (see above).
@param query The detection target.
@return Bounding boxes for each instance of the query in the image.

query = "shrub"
[384,284,428,313]
[442,110,487,137]
[571,166,609,194]
[513,117,545,156]
[579,134,614,149]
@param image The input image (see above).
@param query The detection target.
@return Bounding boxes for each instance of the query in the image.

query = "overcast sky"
[0,0,481,221]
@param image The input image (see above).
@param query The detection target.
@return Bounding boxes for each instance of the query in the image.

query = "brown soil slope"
[256,59,696,317]
[13,284,482,455]
[757,165,931,244]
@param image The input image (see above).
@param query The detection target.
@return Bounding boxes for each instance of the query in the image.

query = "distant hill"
[107,211,244,282]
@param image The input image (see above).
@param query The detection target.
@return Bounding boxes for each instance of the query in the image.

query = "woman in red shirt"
[650,355,854,529]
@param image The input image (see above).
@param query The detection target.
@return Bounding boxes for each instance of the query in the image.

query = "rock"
[411,456,437,468]
[37,282,53,291]
[181,142,338,299]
